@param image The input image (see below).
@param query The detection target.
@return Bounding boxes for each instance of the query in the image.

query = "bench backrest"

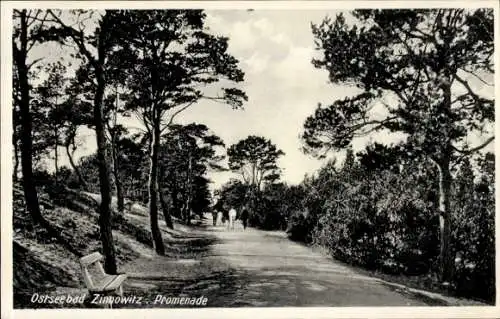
[79,252,106,289]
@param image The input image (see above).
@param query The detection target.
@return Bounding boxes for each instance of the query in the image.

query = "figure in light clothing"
[217,211,223,226]
[228,207,237,230]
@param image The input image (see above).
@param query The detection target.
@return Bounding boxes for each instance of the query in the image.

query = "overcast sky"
[175,10,361,188]
[63,9,365,189]
[33,9,494,190]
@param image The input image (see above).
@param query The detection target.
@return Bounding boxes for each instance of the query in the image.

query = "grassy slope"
[12,183,196,308]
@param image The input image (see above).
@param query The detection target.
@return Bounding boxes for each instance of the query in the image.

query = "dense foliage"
[217,135,286,228]
[215,179,301,231]
[303,8,494,283]
[227,135,285,189]
[286,148,494,303]
[62,123,223,223]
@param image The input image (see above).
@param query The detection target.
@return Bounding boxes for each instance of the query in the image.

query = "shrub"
[291,153,494,303]
[286,212,310,242]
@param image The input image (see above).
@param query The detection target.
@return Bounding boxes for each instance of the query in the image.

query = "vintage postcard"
[1,1,499,318]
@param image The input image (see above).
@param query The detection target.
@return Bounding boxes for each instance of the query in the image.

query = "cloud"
[269,46,315,85]
[205,12,293,61]
[70,10,400,190]
[252,17,274,33]
[198,11,365,188]
[253,17,293,47]
[244,52,270,75]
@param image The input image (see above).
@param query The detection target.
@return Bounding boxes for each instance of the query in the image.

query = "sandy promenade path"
[120,215,434,307]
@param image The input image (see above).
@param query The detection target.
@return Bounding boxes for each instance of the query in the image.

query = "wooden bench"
[80,252,127,299]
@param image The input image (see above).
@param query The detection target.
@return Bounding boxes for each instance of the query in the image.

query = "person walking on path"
[212,209,218,226]
[228,207,237,230]
[217,210,223,226]
[222,209,229,227]
[240,207,249,230]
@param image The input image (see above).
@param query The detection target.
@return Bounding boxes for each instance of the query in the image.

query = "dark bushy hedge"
[285,155,494,303]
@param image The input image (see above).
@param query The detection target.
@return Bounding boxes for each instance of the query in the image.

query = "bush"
[289,153,494,303]
[32,169,53,187]
[450,167,495,303]
[286,212,311,242]
[217,181,302,231]
[309,168,440,273]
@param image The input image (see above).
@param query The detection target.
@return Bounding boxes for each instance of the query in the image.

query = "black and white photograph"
[1,1,498,317]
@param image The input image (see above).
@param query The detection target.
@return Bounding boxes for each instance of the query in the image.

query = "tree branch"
[47,9,99,70]
[454,74,493,104]
[349,117,397,137]
[163,101,196,131]
[459,67,493,86]
[27,57,44,70]
[451,136,494,155]
[202,95,231,105]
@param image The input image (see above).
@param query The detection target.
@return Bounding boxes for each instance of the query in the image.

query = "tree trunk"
[185,154,192,225]
[11,10,85,259]
[159,189,174,229]
[252,162,256,188]
[15,10,43,224]
[114,163,125,214]
[158,166,173,229]
[112,88,124,213]
[54,124,58,180]
[437,158,453,283]
[13,138,20,182]
[148,116,165,255]
[436,69,454,284]
[112,137,124,213]
[66,143,88,189]
[186,207,192,225]
[128,175,134,200]
[53,96,59,180]
[94,59,117,274]
[172,186,182,218]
